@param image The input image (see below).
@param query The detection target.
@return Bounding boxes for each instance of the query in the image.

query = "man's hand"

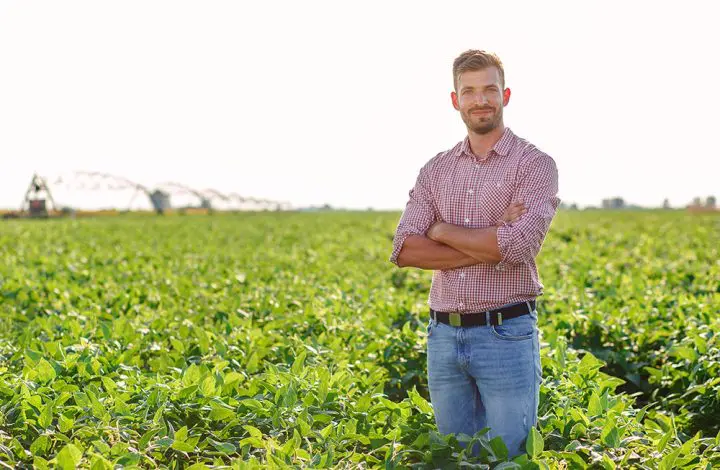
[426,221,449,241]
[426,201,527,241]
[497,201,527,226]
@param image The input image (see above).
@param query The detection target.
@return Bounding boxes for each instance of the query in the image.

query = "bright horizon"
[1,0,718,211]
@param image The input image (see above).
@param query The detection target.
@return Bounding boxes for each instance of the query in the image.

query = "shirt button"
[464,217,470,223]
[475,164,480,169]
[460,272,466,279]
[495,263,505,272]
[468,189,474,195]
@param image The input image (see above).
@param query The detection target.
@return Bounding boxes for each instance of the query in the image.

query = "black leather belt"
[430,300,536,327]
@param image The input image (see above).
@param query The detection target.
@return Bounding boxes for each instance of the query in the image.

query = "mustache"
[468,106,495,113]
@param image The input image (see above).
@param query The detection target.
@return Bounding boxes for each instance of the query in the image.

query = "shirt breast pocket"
[478,176,515,224]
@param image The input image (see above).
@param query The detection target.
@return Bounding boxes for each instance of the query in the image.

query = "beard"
[461,105,503,135]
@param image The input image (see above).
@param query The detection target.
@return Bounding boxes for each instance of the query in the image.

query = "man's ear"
[451,91,460,111]
[503,88,511,106]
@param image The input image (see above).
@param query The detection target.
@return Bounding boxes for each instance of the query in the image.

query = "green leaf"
[239,436,263,448]
[291,350,306,375]
[30,435,50,456]
[186,464,209,470]
[569,422,587,439]
[669,346,698,361]
[138,428,158,450]
[58,414,74,433]
[178,385,198,399]
[495,462,522,469]
[243,425,263,438]
[170,338,185,353]
[209,406,235,422]
[101,377,116,393]
[489,436,509,461]
[588,392,603,416]
[636,403,651,423]
[34,456,50,470]
[90,456,113,470]
[601,454,616,469]
[115,453,141,466]
[174,426,188,442]
[171,440,195,452]
[601,422,620,448]
[577,353,604,376]
[223,371,244,387]
[87,390,106,419]
[659,447,681,470]
[526,427,544,459]
[155,437,174,448]
[38,403,53,429]
[182,364,201,387]
[209,439,236,454]
[658,427,674,452]
[55,443,82,470]
[408,387,433,414]
[282,384,298,407]
[200,375,216,397]
[37,359,56,383]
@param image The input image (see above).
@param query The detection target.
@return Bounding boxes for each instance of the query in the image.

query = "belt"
[430,300,536,327]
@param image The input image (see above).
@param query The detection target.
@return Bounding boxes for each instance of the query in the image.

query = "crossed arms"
[390,155,560,271]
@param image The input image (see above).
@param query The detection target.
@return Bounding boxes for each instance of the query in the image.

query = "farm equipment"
[2,173,63,219]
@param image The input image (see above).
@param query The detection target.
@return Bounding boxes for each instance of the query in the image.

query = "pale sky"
[1,0,718,211]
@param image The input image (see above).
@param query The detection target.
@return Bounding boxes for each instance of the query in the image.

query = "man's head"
[451,50,511,135]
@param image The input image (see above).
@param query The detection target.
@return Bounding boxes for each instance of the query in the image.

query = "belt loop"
[484,310,490,326]
[526,301,532,313]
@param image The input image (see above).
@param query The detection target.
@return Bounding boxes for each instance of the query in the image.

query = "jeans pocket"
[490,314,535,341]
[426,318,440,337]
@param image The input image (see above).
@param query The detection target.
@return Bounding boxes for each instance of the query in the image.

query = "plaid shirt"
[390,127,560,313]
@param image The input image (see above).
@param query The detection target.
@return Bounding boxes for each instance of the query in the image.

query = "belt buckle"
[449,312,461,327]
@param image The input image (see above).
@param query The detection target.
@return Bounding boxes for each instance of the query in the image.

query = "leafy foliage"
[0,210,718,468]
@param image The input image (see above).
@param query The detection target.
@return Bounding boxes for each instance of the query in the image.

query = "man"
[389,49,560,458]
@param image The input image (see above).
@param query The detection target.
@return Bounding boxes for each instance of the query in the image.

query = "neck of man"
[467,122,505,159]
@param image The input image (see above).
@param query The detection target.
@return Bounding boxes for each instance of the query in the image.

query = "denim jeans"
[426,302,542,459]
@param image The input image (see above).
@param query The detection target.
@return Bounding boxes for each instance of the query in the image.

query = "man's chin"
[470,124,498,135]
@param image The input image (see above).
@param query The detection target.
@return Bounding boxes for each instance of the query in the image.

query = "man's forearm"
[429,224,502,264]
[396,235,480,270]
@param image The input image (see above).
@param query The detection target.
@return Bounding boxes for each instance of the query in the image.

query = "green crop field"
[0,211,718,469]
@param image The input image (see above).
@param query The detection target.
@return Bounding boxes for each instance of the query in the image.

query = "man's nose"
[471,92,489,106]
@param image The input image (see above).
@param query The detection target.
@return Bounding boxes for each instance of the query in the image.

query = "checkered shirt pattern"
[390,127,560,313]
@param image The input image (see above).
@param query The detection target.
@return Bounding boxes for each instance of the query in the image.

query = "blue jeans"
[426,303,542,459]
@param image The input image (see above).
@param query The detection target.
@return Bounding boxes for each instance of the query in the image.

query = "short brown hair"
[453,49,505,90]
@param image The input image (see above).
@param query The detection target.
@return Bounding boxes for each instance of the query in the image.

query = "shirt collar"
[455,127,515,160]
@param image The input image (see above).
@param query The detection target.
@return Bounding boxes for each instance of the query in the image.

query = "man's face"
[452,67,511,135]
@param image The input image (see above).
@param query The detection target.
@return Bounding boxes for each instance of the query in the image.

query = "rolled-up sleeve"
[389,163,438,266]
[496,153,560,267]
